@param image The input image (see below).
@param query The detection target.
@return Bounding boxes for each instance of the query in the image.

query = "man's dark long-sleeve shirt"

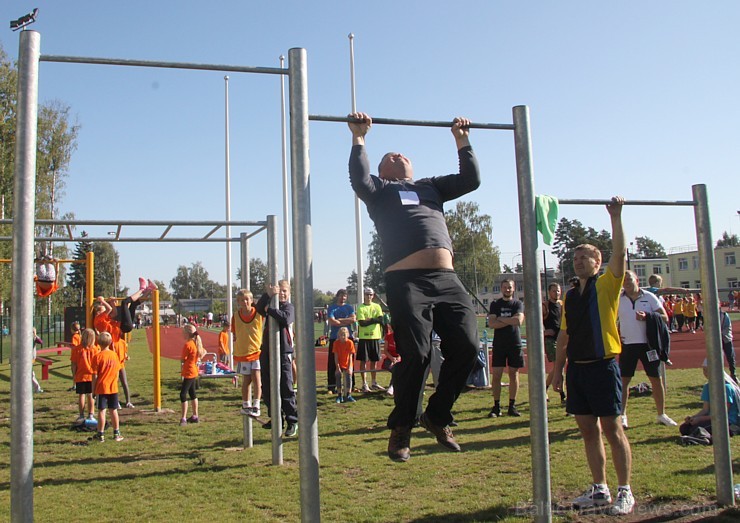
[349,144,480,270]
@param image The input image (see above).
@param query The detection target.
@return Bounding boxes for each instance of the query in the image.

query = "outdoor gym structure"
[8,30,733,523]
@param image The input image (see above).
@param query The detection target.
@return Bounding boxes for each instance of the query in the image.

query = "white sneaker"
[610,487,635,515]
[386,385,394,396]
[371,382,386,391]
[75,415,85,424]
[621,414,628,429]
[572,483,612,508]
[240,406,252,416]
[657,413,678,426]
[250,406,261,417]
[360,383,371,393]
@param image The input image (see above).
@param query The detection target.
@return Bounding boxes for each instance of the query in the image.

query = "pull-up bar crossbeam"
[558,198,695,206]
[309,113,515,130]
[40,55,286,76]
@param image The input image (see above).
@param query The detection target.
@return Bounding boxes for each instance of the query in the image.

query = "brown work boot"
[419,412,461,452]
[387,426,411,462]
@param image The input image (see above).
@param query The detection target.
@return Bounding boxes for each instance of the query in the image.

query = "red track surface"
[147,322,740,372]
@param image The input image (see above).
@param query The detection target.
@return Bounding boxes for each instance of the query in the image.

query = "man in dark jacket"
[257,280,298,437]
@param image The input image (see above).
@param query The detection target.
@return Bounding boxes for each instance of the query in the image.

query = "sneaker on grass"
[610,487,635,515]
[656,413,677,426]
[507,405,521,417]
[360,383,371,393]
[620,414,629,429]
[371,382,386,391]
[284,423,298,438]
[113,432,124,442]
[488,405,501,418]
[572,483,611,508]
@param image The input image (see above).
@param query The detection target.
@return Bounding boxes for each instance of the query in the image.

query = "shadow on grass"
[406,503,526,522]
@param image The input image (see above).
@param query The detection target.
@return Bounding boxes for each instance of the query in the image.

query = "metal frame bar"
[310,113,515,130]
[553,186,733,505]
[40,54,286,75]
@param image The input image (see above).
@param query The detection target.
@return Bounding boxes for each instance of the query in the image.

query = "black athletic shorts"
[619,343,661,378]
[75,381,93,394]
[491,345,524,368]
[357,339,381,362]
[566,358,622,417]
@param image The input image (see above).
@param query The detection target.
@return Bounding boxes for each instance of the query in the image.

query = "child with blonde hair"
[72,328,100,424]
[91,332,123,442]
[231,289,264,416]
[180,324,205,426]
[333,327,356,404]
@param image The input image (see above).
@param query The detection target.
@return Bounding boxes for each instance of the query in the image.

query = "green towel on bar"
[535,195,559,246]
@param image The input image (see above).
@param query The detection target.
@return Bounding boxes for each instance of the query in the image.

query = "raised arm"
[432,117,480,200]
[606,196,626,279]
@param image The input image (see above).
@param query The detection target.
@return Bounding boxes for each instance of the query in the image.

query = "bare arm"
[606,196,626,279]
[550,330,569,392]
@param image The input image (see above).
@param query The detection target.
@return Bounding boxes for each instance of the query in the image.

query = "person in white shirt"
[618,271,677,428]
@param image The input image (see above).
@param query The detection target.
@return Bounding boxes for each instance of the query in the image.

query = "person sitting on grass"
[679,359,740,438]
[72,328,99,425]
[179,324,205,426]
[91,332,123,442]
[334,327,356,404]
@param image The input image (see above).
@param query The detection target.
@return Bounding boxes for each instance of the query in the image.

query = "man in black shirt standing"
[543,282,565,402]
[488,279,525,417]
[348,111,481,462]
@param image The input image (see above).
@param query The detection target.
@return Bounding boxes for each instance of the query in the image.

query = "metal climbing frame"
[513,107,733,511]
[11,32,319,523]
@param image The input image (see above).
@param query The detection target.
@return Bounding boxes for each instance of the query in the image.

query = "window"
[680,281,690,288]
[516,283,523,291]
[725,252,736,266]
[728,278,739,288]
[652,265,662,274]
[635,266,646,277]
[678,258,688,270]
[692,256,699,270]
[483,298,489,306]
[483,286,488,293]
[694,281,702,289]
[493,285,500,294]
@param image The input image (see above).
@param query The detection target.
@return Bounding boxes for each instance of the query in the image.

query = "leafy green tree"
[552,217,612,281]
[91,242,122,298]
[235,258,269,294]
[151,279,173,302]
[633,236,666,259]
[363,227,385,295]
[170,262,212,301]
[313,289,334,307]
[66,234,93,305]
[445,201,500,294]
[716,231,740,248]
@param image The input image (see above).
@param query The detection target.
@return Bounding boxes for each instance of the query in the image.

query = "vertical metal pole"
[152,289,162,411]
[513,105,552,522]
[267,216,283,463]
[85,251,94,328]
[288,47,321,522]
[238,232,253,448]
[11,29,40,523]
[279,56,291,282]
[348,34,364,306]
[693,184,734,506]
[225,75,234,343]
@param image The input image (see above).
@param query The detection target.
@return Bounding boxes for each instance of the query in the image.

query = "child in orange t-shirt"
[68,321,82,391]
[180,324,204,426]
[92,332,123,442]
[73,328,100,424]
[382,324,400,397]
[333,327,356,404]
[218,321,231,364]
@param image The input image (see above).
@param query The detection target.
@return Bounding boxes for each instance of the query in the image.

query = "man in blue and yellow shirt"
[551,196,635,516]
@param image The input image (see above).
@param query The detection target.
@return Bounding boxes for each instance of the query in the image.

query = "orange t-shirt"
[94,313,122,343]
[113,339,128,368]
[218,331,230,356]
[70,332,82,362]
[73,345,100,383]
[334,339,356,370]
[181,340,199,379]
[93,349,121,395]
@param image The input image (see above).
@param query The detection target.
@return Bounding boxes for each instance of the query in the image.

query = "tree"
[170,262,213,301]
[151,280,173,302]
[91,242,122,298]
[346,270,358,298]
[235,258,270,294]
[363,227,385,295]
[313,289,334,307]
[633,236,666,259]
[445,201,500,294]
[716,231,740,248]
[552,217,612,281]
[502,264,513,274]
[66,233,93,305]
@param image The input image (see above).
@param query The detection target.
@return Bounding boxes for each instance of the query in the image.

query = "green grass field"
[1,327,739,522]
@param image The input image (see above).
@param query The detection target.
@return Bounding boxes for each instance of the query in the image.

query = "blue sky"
[3,1,739,294]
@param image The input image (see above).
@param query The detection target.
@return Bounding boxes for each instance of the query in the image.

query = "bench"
[36,356,54,381]
[37,342,72,357]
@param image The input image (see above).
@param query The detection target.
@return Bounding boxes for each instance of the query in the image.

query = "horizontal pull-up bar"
[0,236,263,243]
[40,55,287,76]
[309,114,515,131]
[557,198,695,207]
[0,258,85,264]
